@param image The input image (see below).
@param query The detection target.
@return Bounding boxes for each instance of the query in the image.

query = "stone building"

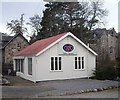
[90,28,118,62]
[1,32,29,73]
[118,33,120,58]
[2,33,29,64]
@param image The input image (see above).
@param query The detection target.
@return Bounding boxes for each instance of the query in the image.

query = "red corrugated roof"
[15,32,68,56]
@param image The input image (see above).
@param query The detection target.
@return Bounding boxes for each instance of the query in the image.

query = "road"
[2,78,119,98]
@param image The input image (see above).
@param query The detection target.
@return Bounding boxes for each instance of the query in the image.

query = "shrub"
[94,62,117,80]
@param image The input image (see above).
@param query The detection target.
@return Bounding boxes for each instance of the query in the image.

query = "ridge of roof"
[15,32,68,56]
[2,32,29,49]
[15,32,97,56]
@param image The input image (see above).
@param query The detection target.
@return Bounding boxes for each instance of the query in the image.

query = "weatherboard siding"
[35,36,95,81]
[14,32,96,82]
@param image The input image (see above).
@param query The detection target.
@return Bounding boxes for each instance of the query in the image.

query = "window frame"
[20,59,24,73]
[28,58,32,75]
[15,59,24,73]
[74,57,85,70]
[50,57,62,71]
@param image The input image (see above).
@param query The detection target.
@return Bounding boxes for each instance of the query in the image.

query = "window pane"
[51,57,54,70]
[78,59,81,69]
[16,59,20,72]
[82,57,84,69]
[28,58,32,75]
[75,57,77,69]
[15,59,17,71]
[55,57,58,70]
[59,57,61,70]
[75,57,77,60]
[21,59,24,73]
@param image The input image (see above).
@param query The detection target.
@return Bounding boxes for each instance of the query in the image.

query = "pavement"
[2,78,119,98]
[44,88,119,98]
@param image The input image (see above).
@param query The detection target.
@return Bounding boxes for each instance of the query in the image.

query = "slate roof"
[0,32,13,48]
[92,28,117,39]
[15,32,67,56]
[2,35,14,47]
[0,32,29,50]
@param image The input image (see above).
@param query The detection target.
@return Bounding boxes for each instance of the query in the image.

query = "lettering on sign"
[63,44,74,52]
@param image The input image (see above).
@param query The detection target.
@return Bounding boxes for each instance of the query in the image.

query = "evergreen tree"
[35,0,108,43]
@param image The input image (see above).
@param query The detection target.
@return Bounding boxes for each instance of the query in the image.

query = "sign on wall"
[58,43,77,55]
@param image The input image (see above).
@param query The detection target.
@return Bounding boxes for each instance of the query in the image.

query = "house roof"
[15,32,67,56]
[92,28,117,39]
[15,32,97,56]
[2,36,14,47]
[2,32,29,49]
[0,32,13,49]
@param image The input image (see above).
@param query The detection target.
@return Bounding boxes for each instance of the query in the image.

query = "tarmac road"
[2,78,119,98]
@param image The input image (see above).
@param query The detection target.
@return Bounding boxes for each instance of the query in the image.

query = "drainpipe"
[34,57,37,83]
[87,44,89,79]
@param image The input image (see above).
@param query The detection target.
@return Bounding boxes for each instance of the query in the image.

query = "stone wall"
[90,28,117,62]
[118,34,120,58]
[4,34,29,64]
[0,34,2,73]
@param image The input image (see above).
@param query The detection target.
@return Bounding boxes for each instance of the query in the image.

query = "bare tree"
[87,0,108,32]
[27,14,42,36]
[26,14,42,43]
[7,14,27,35]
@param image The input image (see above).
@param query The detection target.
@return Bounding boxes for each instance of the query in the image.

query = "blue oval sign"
[63,44,74,52]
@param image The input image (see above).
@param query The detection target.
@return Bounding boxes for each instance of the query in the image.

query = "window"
[51,57,62,71]
[21,59,24,73]
[75,57,84,70]
[28,58,32,75]
[110,46,113,54]
[75,57,77,69]
[15,59,20,72]
[55,57,58,70]
[15,59,24,73]
[59,57,61,70]
[16,43,21,49]
[82,57,84,69]
[51,57,54,70]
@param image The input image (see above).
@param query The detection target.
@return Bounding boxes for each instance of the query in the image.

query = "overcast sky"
[0,0,119,36]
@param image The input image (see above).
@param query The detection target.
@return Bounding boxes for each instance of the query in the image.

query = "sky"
[0,0,120,36]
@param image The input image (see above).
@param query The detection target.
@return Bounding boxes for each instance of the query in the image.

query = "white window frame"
[28,58,32,75]
[50,57,62,71]
[74,57,85,70]
[15,59,24,73]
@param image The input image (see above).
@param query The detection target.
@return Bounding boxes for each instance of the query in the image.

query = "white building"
[13,32,97,82]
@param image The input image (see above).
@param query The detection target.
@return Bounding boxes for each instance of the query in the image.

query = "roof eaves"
[3,33,29,49]
[35,32,97,57]
[69,33,97,56]
[35,32,69,57]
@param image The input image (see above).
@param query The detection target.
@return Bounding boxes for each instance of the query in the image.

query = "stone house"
[1,32,29,73]
[0,32,3,72]
[117,33,120,58]
[90,28,118,62]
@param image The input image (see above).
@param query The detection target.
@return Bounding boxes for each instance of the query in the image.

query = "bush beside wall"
[94,56,117,80]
